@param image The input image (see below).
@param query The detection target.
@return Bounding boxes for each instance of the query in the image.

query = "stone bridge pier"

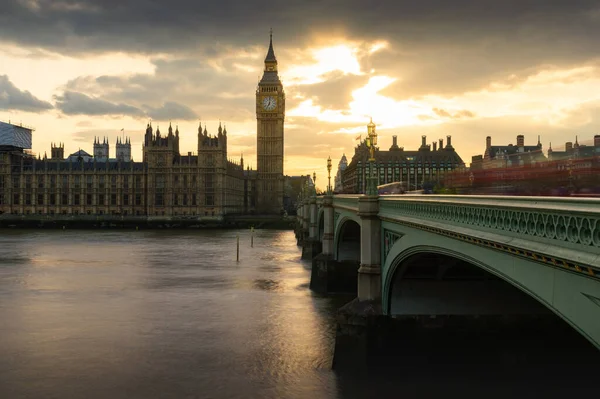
[301,197,321,260]
[296,193,600,370]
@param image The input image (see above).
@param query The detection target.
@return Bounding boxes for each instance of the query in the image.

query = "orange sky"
[1,1,599,190]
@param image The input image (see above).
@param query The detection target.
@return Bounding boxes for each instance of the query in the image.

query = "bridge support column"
[302,197,321,260]
[357,196,381,302]
[302,200,309,240]
[332,195,384,369]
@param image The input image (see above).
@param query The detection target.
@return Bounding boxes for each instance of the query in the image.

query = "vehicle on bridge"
[377,181,434,195]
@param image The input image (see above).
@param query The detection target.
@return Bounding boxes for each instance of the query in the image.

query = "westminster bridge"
[296,194,600,364]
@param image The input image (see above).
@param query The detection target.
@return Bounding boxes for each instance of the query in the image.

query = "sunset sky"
[1,0,600,190]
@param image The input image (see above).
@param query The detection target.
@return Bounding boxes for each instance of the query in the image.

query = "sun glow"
[284,44,363,86]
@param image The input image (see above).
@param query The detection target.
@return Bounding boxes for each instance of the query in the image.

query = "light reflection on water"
[0,229,345,399]
[0,229,598,399]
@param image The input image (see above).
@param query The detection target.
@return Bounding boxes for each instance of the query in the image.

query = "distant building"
[548,135,600,160]
[450,134,600,195]
[283,175,310,215]
[480,134,546,168]
[66,149,94,162]
[342,121,465,194]
[334,154,347,193]
[0,34,291,217]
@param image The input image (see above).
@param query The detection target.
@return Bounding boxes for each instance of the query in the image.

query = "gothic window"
[156,175,165,189]
[123,195,129,206]
[61,175,68,188]
[37,194,43,205]
[135,194,141,206]
[111,176,117,189]
[99,194,105,206]
[13,176,19,189]
[111,194,117,205]
[74,194,80,205]
[87,176,93,190]
[25,194,31,205]
[74,176,80,189]
[99,175,105,189]
[13,193,19,205]
[37,176,44,189]
[206,195,214,206]
[50,194,56,206]
[86,194,92,206]
[61,194,68,205]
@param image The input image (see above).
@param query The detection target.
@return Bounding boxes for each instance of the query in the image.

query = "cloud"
[0,74,53,111]
[432,108,475,119]
[0,1,598,94]
[54,90,198,121]
[290,71,370,110]
[54,91,145,116]
[143,101,197,120]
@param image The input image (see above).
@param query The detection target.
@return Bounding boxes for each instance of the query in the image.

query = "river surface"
[0,229,598,399]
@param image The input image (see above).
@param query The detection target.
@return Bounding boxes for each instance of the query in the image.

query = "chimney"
[486,136,491,149]
[432,141,437,151]
[517,135,524,147]
[439,138,443,150]
[595,135,600,147]
[566,142,573,152]
[393,136,398,147]
[421,135,426,147]
[446,135,452,148]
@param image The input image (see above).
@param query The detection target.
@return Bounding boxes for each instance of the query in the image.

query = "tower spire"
[264,29,277,64]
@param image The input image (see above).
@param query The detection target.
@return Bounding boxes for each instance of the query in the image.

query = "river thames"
[0,229,598,398]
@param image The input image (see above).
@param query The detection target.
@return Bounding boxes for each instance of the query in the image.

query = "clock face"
[262,96,277,111]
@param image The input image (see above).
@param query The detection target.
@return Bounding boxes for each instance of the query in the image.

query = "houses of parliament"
[0,34,286,218]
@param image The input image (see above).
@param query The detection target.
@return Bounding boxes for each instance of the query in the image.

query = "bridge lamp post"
[327,156,332,194]
[365,118,378,196]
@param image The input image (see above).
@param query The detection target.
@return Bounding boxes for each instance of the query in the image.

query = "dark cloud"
[0,75,53,112]
[54,90,199,120]
[61,56,261,122]
[54,91,145,116]
[1,1,598,100]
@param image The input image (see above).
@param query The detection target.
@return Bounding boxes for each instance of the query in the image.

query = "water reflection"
[0,229,598,399]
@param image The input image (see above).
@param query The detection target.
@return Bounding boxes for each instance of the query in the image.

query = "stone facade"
[0,122,249,218]
[342,123,465,194]
[256,31,285,214]
[0,34,287,217]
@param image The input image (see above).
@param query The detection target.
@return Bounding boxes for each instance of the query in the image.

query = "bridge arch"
[334,217,361,262]
[382,224,600,349]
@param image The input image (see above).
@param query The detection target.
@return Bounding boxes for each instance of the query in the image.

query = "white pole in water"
[251,226,254,248]
[236,235,240,262]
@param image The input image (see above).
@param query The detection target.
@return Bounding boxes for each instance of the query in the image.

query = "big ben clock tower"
[256,30,285,214]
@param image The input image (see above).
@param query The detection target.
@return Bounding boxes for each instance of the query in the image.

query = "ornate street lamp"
[365,118,378,196]
[327,156,332,194]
